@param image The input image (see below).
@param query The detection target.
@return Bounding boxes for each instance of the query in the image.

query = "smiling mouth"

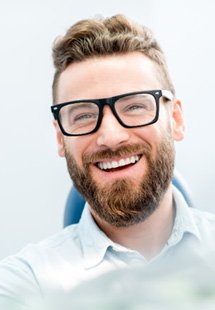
[96,155,141,171]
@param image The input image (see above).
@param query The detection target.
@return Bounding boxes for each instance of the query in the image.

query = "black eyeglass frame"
[51,89,173,136]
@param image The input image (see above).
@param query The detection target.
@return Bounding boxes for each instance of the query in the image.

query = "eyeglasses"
[51,89,173,136]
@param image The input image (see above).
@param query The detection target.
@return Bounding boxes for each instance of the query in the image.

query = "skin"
[54,52,185,259]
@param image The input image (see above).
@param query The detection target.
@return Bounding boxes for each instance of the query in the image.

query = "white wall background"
[0,0,214,259]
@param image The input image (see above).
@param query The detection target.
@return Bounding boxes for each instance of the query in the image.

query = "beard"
[64,133,175,228]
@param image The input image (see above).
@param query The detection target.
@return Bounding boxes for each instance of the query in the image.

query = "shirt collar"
[167,185,201,246]
[78,204,114,269]
[78,186,201,268]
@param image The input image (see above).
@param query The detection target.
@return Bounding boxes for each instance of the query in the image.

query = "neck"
[90,186,175,260]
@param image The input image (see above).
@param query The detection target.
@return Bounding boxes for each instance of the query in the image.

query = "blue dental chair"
[63,171,193,227]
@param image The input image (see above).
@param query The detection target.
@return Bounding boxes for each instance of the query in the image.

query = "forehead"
[57,52,163,103]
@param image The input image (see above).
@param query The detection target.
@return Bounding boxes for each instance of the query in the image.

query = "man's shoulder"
[38,223,80,249]
[21,223,82,260]
[0,223,82,269]
[0,223,86,308]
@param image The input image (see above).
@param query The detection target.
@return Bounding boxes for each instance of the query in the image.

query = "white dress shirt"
[0,186,215,309]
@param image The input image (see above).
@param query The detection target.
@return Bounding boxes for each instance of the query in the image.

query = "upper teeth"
[98,155,140,170]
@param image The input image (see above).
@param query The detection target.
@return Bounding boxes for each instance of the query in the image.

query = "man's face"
[54,52,184,227]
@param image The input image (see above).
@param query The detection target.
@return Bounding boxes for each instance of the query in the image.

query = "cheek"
[134,123,164,145]
[156,106,173,135]
[64,136,93,167]
[133,119,172,160]
[63,138,80,163]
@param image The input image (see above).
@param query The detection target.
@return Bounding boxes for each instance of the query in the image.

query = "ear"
[53,120,65,157]
[171,99,185,141]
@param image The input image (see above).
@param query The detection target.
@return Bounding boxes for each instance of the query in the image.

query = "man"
[0,14,215,309]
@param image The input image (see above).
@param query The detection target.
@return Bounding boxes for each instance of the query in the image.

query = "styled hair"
[52,14,175,102]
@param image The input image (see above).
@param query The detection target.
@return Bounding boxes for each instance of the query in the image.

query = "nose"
[96,106,130,148]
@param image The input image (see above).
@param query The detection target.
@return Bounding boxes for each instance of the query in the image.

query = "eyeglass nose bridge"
[94,96,125,130]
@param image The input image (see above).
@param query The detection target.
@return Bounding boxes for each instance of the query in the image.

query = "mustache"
[83,143,151,165]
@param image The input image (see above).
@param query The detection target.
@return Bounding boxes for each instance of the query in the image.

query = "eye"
[121,100,154,116]
[73,112,97,123]
[124,103,150,112]
[60,102,99,125]
[116,94,156,116]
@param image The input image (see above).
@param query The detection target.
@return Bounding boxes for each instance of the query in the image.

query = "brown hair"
[52,14,175,102]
